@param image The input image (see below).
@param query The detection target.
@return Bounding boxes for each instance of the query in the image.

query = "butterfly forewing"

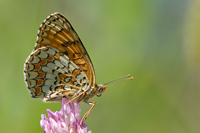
[35,13,95,87]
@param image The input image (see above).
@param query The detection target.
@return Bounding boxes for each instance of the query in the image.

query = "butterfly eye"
[98,86,103,93]
[96,85,107,97]
[96,86,102,97]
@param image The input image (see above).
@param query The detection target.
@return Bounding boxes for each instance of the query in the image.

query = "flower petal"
[40,98,92,133]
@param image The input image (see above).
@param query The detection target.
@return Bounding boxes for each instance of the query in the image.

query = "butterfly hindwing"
[24,46,90,102]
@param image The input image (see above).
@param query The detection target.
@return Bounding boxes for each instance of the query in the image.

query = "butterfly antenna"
[103,74,134,86]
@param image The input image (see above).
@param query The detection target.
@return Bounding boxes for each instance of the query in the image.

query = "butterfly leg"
[65,91,86,106]
[80,101,95,126]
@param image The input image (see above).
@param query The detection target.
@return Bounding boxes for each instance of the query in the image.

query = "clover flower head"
[40,98,92,133]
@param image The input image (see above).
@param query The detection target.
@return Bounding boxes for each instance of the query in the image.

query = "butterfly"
[24,12,133,125]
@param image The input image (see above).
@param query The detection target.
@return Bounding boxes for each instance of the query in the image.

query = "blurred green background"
[0,0,200,133]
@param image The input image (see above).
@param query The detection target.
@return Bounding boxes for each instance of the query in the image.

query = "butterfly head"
[96,84,107,97]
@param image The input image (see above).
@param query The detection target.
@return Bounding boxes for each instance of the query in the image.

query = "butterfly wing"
[35,12,95,87]
[24,13,96,102]
[24,46,91,102]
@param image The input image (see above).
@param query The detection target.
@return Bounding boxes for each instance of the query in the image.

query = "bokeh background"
[0,0,200,133]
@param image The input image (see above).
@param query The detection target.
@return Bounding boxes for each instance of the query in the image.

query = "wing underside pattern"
[24,46,90,102]
[35,13,95,87]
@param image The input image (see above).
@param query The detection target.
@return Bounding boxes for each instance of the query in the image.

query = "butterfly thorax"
[77,84,107,103]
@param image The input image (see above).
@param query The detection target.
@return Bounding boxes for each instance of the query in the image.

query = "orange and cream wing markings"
[24,46,89,102]
[35,13,95,87]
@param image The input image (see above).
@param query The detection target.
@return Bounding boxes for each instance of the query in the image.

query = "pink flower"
[40,98,92,133]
